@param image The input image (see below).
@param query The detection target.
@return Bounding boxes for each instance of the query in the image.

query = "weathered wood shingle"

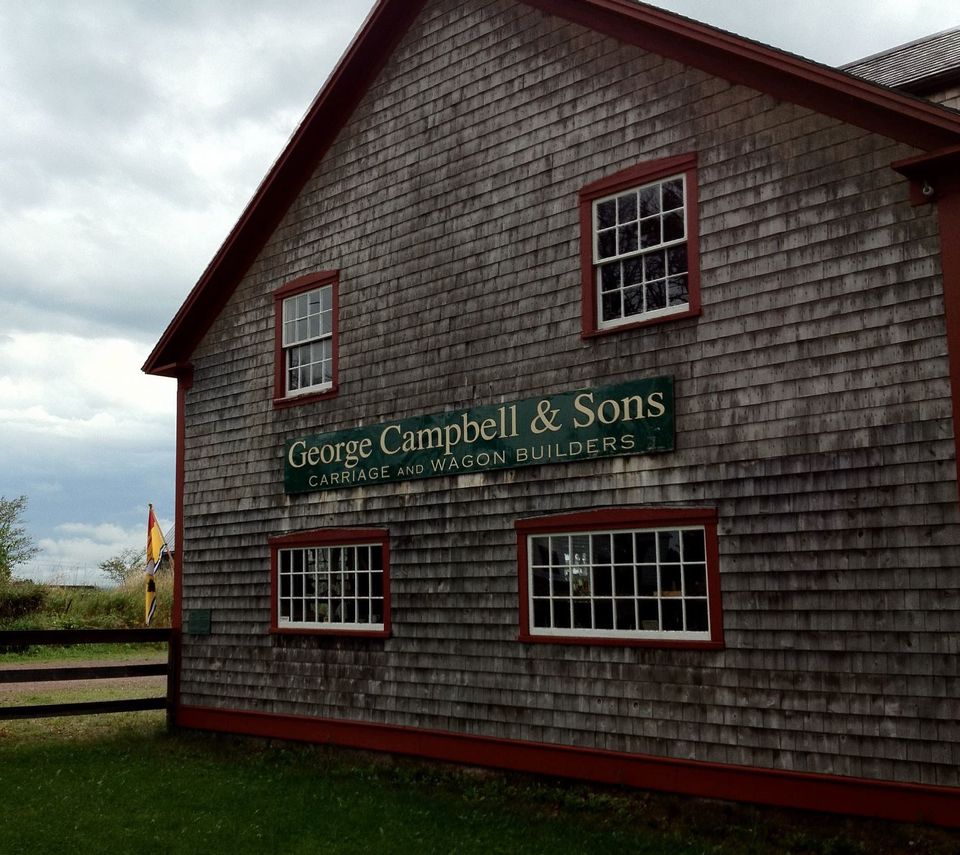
[178,0,959,788]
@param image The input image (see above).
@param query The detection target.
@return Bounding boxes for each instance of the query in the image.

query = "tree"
[99,546,146,587]
[0,495,39,584]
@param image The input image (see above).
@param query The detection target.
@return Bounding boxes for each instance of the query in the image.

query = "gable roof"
[843,26,960,95]
[144,0,960,377]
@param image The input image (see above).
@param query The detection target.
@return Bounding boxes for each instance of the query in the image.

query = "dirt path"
[0,657,167,696]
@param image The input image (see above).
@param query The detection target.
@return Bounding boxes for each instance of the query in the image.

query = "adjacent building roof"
[143,0,960,377]
[844,26,960,94]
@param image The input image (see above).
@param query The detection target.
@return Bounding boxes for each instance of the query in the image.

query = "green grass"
[0,642,166,664]
[2,694,959,855]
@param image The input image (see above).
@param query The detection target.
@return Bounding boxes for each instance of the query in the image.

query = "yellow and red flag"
[145,504,168,626]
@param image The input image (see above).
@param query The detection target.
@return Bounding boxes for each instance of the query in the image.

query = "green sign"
[284,376,674,494]
[185,609,211,636]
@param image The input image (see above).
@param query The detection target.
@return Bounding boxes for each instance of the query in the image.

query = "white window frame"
[275,541,387,634]
[281,283,334,397]
[592,172,691,330]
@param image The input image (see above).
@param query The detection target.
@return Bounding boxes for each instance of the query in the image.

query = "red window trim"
[273,270,340,408]
[579,153,701,339]
[269,527,391,638]
[516,507,723,649]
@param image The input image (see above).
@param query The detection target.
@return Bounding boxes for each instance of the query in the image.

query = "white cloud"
[21,520,146,586]
[0,332,173,442]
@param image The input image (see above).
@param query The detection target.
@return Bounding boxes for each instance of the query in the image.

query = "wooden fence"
[0,628,175,722]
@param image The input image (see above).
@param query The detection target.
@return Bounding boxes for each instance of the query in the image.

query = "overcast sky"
[2,0,957,585]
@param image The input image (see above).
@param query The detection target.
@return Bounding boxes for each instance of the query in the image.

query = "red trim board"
[893,148,960,499]
[176,704,960,828]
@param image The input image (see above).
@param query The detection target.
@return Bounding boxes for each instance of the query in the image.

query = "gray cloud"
[2,0,957,582]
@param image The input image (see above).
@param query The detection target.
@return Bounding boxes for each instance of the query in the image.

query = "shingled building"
[145,0,960,825]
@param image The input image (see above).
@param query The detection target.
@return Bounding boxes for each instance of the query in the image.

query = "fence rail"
[0,628,175,722]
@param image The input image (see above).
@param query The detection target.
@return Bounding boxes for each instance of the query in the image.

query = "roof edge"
[143,0,429,376]
[144,0,960,375]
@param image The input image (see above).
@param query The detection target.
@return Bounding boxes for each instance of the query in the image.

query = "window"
[273,271,339,407]
[580,153,700,337]
[269,529,390,637]
[516,509,722,647]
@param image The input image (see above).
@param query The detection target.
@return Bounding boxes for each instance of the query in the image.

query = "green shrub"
[0,573,172,631]
[0,580,47,622]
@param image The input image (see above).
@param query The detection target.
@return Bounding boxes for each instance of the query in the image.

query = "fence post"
[166,628,180,729]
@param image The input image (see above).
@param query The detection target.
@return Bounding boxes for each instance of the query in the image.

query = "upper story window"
[273,271,339,407]
[516,508,722,648]
[270,528,390,637]
[579,153,700,337]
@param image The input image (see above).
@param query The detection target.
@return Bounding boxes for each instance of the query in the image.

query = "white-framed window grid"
[282,285,333,396]
[527,525,710,641]
[278,543,385,631]
[593,173,689,329]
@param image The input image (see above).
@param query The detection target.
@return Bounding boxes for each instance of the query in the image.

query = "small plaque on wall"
[185,609,212,636]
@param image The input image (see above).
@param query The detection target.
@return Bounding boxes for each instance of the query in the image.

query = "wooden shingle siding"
[178,0,959,788]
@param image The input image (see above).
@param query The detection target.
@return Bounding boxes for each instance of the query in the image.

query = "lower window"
[269,529,390,636]
[516,509,722,647]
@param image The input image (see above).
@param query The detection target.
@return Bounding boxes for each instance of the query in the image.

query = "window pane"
[659,530,682,563]
[596,199,616,229]
[533,567,550,597]
[682,529,705,562]
[571,566,590,597]
[662,178,684,211]
[686,599,708,632]
[533,599,551,628]
[613,533,633,564]
[667,245,688,275]
[601,291,621,322]
[573,600,592,628]
[614,565,635,596]
[591,534,611,565]
[594,599,614,630]
[639,599,659,631]
[646,280,666,311]
[598,229,617,259]
[635,532,657,563]
[617,193,637,222]
[637,565,658,596]
[623,285,644,317]
[601,263,621,293]
[618,223,638,255]
[531,537,550,566]
[684,564,707,597]
[639,185,660,216]
[623,257,642,287]
[643,251,665,283]
[661,565,682,597]
[592,565,612,597]
[662,600,683,631]
[668,276,689,307]
[663,210,684,242]
[640,218,661,248]
[553,600,571,628]
[615,600,637,631]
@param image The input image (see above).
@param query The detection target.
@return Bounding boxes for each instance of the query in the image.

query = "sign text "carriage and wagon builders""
[283,377,674,494]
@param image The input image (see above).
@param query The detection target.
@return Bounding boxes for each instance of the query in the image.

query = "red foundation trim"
[176,704,960,827]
